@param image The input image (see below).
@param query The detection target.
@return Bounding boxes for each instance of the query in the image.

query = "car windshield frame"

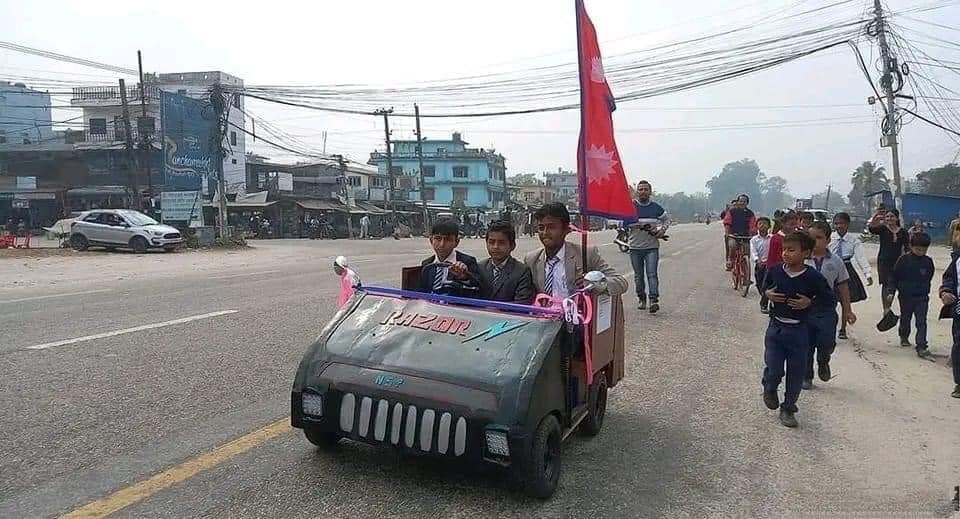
[119,211,159,227]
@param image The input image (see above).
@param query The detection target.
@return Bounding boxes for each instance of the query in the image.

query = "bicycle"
[727,235,752,297]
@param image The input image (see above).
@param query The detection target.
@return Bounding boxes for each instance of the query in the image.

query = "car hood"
[308,292,562,390]
[140,224,180,234]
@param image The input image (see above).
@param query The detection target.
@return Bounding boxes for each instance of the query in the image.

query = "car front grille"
[163,233,181,239]
[338,392,467,456]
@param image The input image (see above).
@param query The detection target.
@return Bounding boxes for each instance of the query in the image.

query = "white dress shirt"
[829,232,872,279]
[545,243,568,298]
[750,233,771,266]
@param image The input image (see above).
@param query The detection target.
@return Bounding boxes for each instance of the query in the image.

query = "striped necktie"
[432,264,445,292]
[836,237,844,258]
[492,263,503,284]
[545,255,561,296]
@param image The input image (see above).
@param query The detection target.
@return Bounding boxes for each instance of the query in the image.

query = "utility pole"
[118,79,141,210]
[137,51,154,213]
[414,104,430,232]
[210,83,230,240]
[333,154,354,239]
[873,0,904,210]
[824,183,832,210]
[374,108,395,219]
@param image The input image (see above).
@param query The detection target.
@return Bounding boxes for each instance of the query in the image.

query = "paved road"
[1,225,958,518]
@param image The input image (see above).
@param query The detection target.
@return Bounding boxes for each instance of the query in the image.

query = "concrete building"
[512,183,558,206]
[544,167,577,205]
[0,82,53,145]
[368,132,506,210]
[69,70,246,194]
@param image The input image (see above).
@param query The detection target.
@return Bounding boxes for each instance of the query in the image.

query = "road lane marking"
[208,270,280,280]
[61,418,291,519]
[0,289,112,304]
[26,310,239,351]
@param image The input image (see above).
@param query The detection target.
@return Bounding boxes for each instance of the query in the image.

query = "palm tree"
[848,161,890,215]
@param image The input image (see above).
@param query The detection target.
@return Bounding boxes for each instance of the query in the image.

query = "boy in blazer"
[479,220,536,304]
[523,202,628,299]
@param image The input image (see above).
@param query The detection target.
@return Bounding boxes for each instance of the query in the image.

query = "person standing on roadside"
[937,250,960,398]
[869,207,910,312]
[627,180,670,313]
[948,210,960,255]
[831,212,873,339]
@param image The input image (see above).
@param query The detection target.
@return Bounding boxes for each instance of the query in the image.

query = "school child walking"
[761,231,835,428]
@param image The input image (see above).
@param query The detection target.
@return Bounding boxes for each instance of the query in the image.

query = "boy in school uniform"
[762,231,835,428]
[937,251,960,398]
[803,222,857,389]
[417,218,485,297]
[478,220,536,304]
[524,202,628,299]
[891,232,936,357]
[750,217,773,313]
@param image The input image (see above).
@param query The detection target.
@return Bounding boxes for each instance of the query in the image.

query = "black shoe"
[649,298,660,314]
[917,348,932,358]
[900,337,912,348]
[763,390,779,410]
[760,305,769,315]
[802,379,813,390]
[837,329,848,340]
[637,297,646,310]
[818,362,831,382]
[779,409,799,428]
[952,385,960,399]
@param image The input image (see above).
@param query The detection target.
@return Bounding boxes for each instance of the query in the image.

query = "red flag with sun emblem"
[575,0,636,223]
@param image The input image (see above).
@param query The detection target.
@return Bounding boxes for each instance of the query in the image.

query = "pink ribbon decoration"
[534,291,595,385]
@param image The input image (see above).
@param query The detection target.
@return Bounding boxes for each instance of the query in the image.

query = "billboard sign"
[161,190,203,226]
[161,91,216,191]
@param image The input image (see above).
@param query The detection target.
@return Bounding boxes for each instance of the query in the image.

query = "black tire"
[580,372,608,437]
[70,234,89,251]
[303,426,340,449]
[130,236,148,254]
[518,414,562,499]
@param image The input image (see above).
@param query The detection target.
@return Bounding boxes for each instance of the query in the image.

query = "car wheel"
[580,372,608,437]
[130,236,149,254]
[70,234,89,251]
[303,426,340,449]
[518,414,562,499]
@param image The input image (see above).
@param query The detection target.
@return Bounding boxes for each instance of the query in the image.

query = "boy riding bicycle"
[723,194,758,270]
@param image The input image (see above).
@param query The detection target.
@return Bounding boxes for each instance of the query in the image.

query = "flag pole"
[575,0,589,269]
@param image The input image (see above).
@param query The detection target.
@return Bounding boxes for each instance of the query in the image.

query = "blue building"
[0,81,53,145]
[368,132,506,210]
[902,192,960,243]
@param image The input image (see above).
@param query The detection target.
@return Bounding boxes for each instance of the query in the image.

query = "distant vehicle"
[605,219,620,230]
[70,209,183,253]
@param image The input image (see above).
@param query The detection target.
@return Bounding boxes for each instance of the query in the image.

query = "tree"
[810,190,848,210]
[761,176,791,213]
[654,191,709,223]
[706,159,767,213]
[916,163,960,196]
[848,161,889,215]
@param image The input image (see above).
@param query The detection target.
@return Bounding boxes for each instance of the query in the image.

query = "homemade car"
[291,260,625,498]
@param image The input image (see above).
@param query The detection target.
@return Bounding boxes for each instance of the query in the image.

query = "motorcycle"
[613,218,669,253]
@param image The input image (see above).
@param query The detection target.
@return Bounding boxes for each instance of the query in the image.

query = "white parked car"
[70,209,183,253]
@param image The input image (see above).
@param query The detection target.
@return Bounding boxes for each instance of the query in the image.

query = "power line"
[0,41,137,75]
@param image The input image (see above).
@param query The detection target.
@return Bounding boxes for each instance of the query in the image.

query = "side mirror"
[583,270,607,294]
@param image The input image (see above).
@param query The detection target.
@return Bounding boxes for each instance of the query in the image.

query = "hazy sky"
[2,0,958,199]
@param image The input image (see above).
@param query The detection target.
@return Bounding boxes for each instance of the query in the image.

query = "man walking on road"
[359,214,370,239]
[627,180,670,313]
